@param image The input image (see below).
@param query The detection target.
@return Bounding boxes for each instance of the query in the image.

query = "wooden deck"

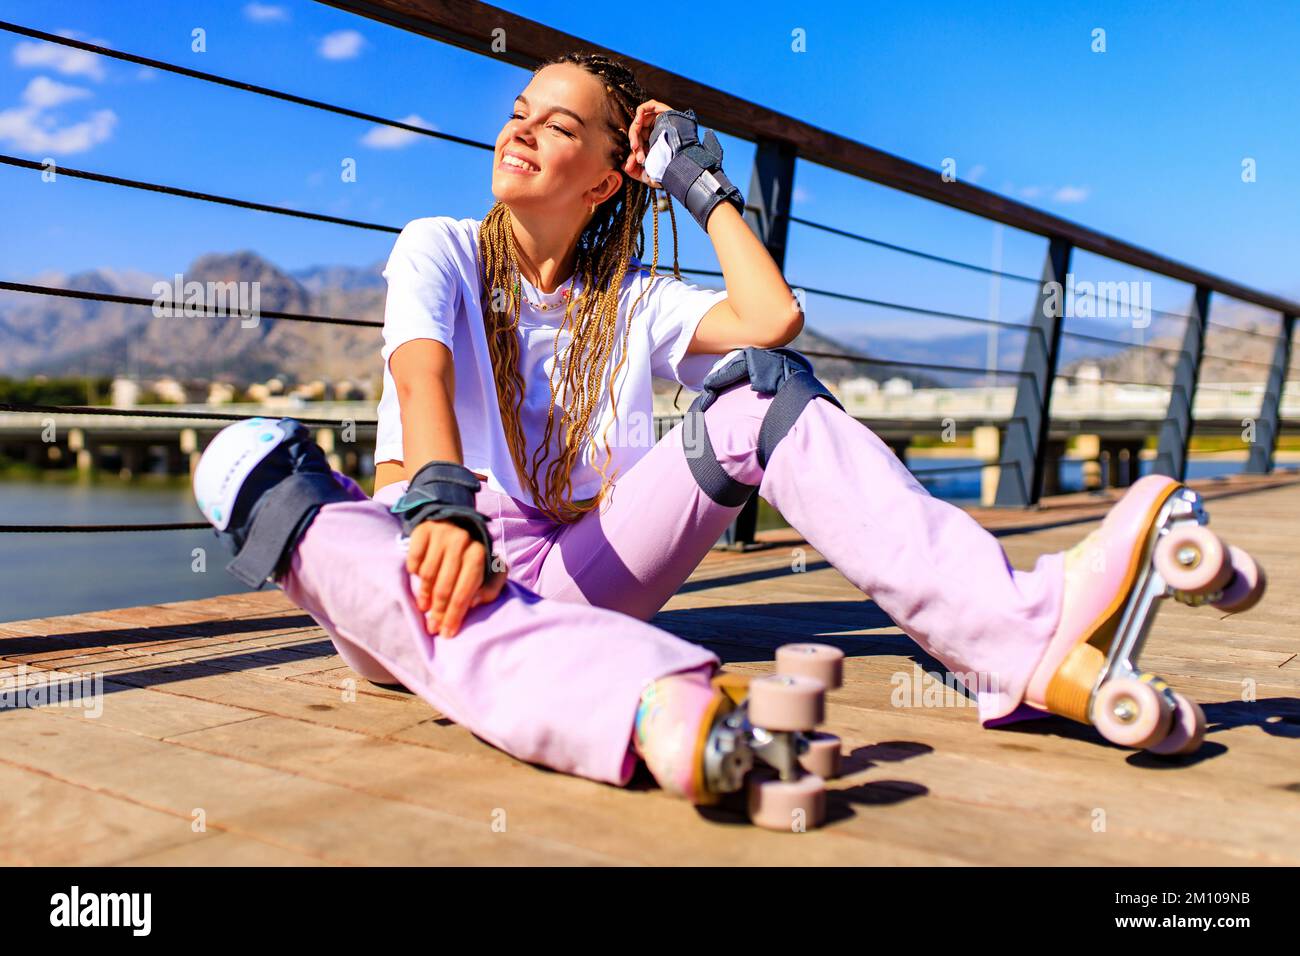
[2,472,1298,866]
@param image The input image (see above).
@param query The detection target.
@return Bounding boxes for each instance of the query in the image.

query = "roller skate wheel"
[1154,525,1233,594]
[799,732,842,779]
[1211,545,1266,613]
[1093,677,1174,749]
[1147,693,1207,756]
[775,643,844,690]
[746,771,826,832]
[748,674,825,732]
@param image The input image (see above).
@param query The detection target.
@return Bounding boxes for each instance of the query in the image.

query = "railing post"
[721,135,797,547]
[1152,285,1211,479]
[995,237,1071,506]
[1245,312,1296,473]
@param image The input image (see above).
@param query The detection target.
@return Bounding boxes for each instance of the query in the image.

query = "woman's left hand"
[625,99,674,186]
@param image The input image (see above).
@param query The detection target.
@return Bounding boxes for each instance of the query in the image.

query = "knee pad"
[193,417,354,589]
[683,346,844,506]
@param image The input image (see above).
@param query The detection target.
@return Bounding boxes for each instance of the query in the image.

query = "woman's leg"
[275,475,718,786]
[534,382,1064,723]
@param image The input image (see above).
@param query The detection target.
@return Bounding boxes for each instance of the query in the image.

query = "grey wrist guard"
[648,108,745,232]
[389,461,496,582]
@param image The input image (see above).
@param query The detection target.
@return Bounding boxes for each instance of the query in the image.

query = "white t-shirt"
[375,215,736,509]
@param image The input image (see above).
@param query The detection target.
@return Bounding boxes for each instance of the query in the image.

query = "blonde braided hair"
[478,52,684,524]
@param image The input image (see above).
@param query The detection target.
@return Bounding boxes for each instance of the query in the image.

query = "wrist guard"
[645,108,745,232]
[389,461,497,582]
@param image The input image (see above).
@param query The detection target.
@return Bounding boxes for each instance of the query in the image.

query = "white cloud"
[965,163,986,184]
[361,114,436,149]
[21,76,93,110]
[244,3,290,22]
[0,105,117,153]
[319,30,366,60]
[13,33,108,82]
[792,185,812,205]
[1005,182,1090,204]
[1052,185,1090,203]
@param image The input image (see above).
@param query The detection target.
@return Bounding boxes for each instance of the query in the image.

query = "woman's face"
[492,63,623,216]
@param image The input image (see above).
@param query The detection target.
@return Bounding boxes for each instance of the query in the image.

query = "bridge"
[3,375,1294,507]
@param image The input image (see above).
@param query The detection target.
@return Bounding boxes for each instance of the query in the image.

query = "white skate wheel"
[776,643,844,690]
[748,674,824,732]
[1094,677,1173,749]
[1155,525,1232,594]
[1211,545,1266,613]
[1148,693,1207,756]
[799,732,842,779]
[746,771,826,831]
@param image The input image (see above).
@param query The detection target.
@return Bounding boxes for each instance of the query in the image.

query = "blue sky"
[1,0,1296,356]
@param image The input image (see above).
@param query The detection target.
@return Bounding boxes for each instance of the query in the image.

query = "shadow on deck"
[2,472,1298,865]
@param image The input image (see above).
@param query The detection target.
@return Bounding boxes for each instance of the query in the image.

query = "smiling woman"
[366,51,769,649]
[476,54,683,525]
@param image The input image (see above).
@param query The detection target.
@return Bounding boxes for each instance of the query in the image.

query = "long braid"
[477,52,684,524]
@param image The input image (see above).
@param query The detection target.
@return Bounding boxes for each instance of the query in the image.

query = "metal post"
[1152,285,1210,479]
[994,237,1071,506]
[1245,312,1296,473]
[723,136,797,547]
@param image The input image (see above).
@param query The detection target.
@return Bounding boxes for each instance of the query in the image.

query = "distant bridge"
[3,376,1294,507]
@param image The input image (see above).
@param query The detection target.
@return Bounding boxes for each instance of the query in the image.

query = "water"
[0,455,1277,622]
[0,477,251,623]
[906,456,1266,506]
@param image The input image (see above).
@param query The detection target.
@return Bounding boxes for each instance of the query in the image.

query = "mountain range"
[0,251,1287,393]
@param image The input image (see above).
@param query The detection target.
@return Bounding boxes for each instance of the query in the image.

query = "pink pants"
[279,385,1064,786]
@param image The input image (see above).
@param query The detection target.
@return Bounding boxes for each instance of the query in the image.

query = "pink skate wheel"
[1093,677,1173,749]
[799,732,842,779]
[747,771,826,832]
[1154,525,1232,594]
[1147,693,1207,756]
[1211,545,1266,613]
[748,675,824,732]
[776,643,844,690]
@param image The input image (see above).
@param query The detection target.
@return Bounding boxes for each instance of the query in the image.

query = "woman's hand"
[406,518,508,638]
[625,99,675,186]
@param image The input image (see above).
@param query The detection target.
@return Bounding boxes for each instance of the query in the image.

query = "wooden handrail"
[317,0,1300,317]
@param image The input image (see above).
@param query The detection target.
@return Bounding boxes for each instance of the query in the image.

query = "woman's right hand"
[406,518,508,638]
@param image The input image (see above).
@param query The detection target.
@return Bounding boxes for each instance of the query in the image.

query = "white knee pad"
[192,417,351,589]
[193,417,293,530]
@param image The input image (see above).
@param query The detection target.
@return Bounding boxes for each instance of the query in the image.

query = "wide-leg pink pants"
[279,385,1064,786]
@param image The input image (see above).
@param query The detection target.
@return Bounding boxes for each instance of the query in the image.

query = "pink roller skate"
[1023,474,1266,755]
[689,643,845,831]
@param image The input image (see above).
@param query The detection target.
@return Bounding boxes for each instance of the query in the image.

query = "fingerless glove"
[644,108,745,232]
[389,460,497,583]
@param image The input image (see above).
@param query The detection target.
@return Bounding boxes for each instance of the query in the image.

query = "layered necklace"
[514,270,576,313]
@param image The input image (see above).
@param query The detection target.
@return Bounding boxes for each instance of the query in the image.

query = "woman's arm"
[389,338,463,479]
[386,337,506,638]
[624,103,802,355]
[685,202,804,355]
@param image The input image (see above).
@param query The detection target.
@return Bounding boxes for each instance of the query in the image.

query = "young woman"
[193,53,1264,829]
